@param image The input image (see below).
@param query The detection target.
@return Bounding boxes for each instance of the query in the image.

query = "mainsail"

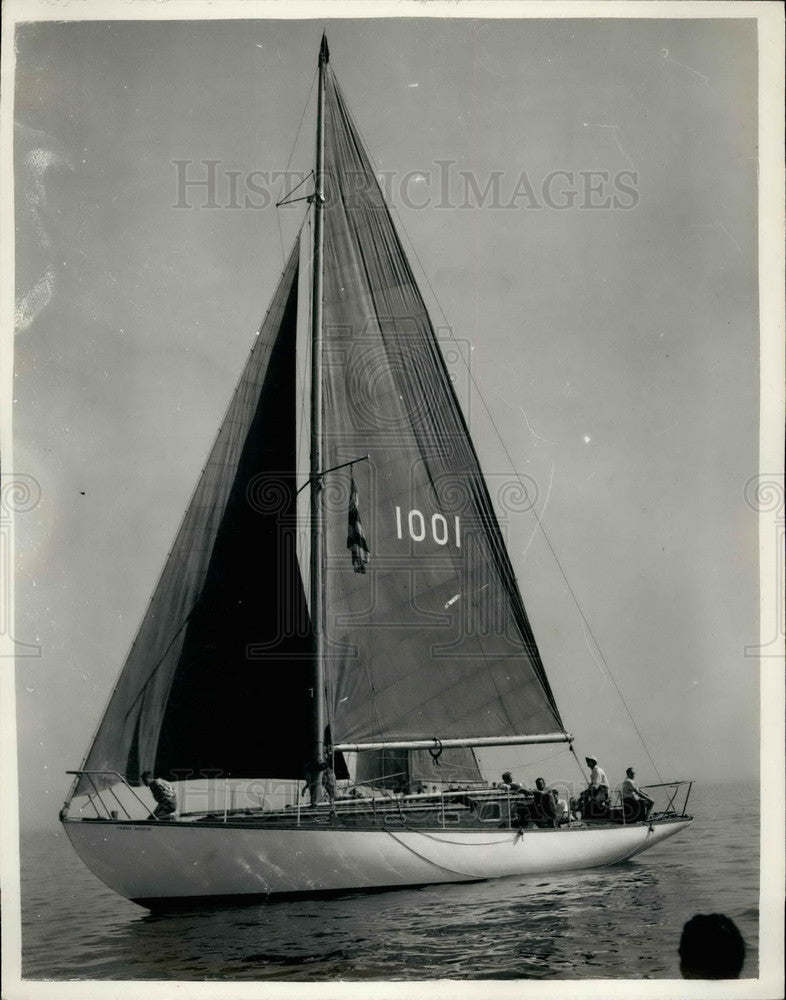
[76,248,311,793]
[354,747,482,791]
[320,71,564,747]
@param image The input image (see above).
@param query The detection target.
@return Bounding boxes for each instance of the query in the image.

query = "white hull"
[64,817,691,908]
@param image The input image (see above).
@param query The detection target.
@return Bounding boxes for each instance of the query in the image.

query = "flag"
[347,476,370,573]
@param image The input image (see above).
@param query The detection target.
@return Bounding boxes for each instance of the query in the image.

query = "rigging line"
[519,747,568,770]
[411,829,517,848]
[280,64,319,182]
[276,170,314,206]
[276,204,286,266]
[384,829,509,877]
[276,199,312,271]
[275,64,319,266]
[276,175,315,265]
[569,742,590,784]
[381,194,664,786]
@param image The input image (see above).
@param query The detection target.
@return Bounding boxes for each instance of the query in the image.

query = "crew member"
[322,761,337,802]
[620,766,654,823]
[584,754,609,818]
[302,761,325,807]
[500,770,523,792]
[532,777,558,826]
[141,770,177,820]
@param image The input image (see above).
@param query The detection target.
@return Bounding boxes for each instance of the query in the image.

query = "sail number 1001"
[395,507,461,547]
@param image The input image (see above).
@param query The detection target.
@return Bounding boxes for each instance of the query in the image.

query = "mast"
[309,33,329,771]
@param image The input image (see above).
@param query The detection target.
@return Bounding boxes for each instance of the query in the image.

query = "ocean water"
[19,782,758,982]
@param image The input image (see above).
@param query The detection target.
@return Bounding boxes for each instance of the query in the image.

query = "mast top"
[319,33,330,65]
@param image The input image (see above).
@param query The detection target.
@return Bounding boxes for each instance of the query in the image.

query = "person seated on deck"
[620,766,654,823]
[530,777,570,827]
[583,755,610,819]
[531,777,559,827]
[499,771,523,792]
[510,800,533,829]
[141,771,177,821]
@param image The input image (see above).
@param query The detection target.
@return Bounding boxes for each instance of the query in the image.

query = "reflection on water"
[21,783,759,981]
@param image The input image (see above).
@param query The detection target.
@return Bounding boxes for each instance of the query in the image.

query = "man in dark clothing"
[302,761,325,806]
[141,770,177,820]
[532,777,559,827]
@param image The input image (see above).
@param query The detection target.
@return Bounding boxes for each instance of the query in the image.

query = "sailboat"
[61,36,692,910]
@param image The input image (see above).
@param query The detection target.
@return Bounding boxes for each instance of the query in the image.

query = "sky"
[10,14,763,830]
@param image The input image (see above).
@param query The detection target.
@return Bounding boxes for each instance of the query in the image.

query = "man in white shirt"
[620,766,654,822]
[584,754,610,817]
